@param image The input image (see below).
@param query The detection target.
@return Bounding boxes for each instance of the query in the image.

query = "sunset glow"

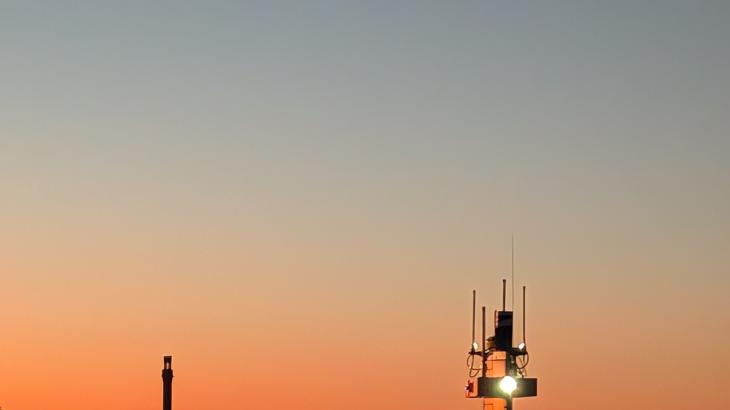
[1,2,729,409]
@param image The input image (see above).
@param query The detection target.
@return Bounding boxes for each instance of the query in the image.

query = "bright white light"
[472,342,479,351]
[499,376,517,395]
[518,342,526,350]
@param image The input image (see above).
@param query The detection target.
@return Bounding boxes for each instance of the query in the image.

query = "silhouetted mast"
[162,356,174,410]
[464,256,538,409]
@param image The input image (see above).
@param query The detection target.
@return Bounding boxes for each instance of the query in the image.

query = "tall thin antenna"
[511,236,515,311]
[502,279,507,312]
[481,306,487,378]
[471,289,476,349]
[523,286,527,344]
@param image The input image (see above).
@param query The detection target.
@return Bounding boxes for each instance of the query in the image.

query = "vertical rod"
[523,286,527,345]
[471,289,476,349]
[502,279,507,312]
[481,306,486,378]
[511,236,515,311]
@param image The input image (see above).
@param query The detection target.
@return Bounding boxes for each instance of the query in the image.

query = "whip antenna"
[502,279,507,311]
[481,306,487,378]
[511,236,515,311]
[523,286,527,345]
[471,289,476,350]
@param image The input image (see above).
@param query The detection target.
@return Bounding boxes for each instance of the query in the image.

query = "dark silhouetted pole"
[481,306,486,378]
[162,356,173,410]
[471,289,476,350]
[523,286,527,345]
[502,279,507,312]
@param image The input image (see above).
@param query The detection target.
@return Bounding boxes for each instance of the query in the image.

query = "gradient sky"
[1,1,729,409]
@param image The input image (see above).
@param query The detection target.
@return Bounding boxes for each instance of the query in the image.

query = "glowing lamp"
[499,376,517,395]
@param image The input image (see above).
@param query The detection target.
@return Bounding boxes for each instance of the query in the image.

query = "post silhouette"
[162,356,173,410]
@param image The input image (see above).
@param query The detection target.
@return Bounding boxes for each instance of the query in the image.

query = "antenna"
[464,280,538,405]
[471,289,476,350]
[481,305,487,378]
[523,286,527,345]
[511,236,515,311]
[502,279,507,312]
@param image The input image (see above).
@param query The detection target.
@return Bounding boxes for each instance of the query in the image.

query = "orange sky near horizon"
[2,208,728,409]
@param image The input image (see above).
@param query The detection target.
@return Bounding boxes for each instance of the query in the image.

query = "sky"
[1,1,729,409]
